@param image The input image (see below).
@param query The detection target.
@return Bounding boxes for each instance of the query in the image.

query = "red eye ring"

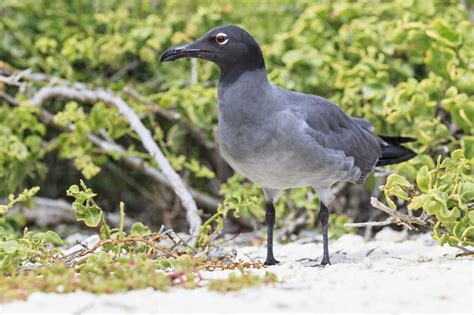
[214,33,229,45]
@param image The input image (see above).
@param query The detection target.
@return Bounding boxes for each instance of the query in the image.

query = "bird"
[160,25,416,266]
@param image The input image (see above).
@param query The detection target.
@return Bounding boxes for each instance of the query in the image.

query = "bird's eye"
[214,33,229,45]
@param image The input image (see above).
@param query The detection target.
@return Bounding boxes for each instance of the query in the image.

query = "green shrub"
[0,0,472,246]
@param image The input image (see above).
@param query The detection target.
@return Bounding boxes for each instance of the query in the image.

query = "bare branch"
[28,85,203,238]
[346,197,432,230]
[370,198,429,229]
[123,86,217,151]
[0,67,86,89]
[0,91,19,106]
[2,88,220,211]
[345,217,396,228]
[349,198,474,257]
[0,69,32,87]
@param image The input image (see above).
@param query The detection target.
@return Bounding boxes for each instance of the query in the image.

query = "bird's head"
[160,25,265,77]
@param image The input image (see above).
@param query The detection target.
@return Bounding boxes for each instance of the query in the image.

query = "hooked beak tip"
[160,47,177,63]
[160,44,209,63]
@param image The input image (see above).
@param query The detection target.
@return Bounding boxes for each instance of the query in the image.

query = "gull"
[161,25,415,266]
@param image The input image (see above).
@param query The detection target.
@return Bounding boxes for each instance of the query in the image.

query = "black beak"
[160,43,210,63]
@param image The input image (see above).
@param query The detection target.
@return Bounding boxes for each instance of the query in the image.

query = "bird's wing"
[350,116,374,132]
[291,95,381,180]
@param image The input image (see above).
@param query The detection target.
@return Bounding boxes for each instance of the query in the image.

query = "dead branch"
[28,85,203,238]
[345,197,431,230]
[345,198,474,256]
[75,236,177,259]
[345,217,396,228]
[370,198,430,229]
[0,91,18,106]
[2,71,222,211]
[123,86,233,183]
[0,67,86,89]
[123,86,218,151]
[1,73,207,237]
[1,90,220,211]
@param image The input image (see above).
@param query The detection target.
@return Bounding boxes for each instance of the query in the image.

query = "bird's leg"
[264,201,279,265]
[318,202,331,266]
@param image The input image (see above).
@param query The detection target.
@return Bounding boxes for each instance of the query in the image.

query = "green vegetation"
[382,149,473,246]
[0,183,272,302]
[0,0,472,302]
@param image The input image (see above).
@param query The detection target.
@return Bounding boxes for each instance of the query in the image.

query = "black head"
[160,25,265,84]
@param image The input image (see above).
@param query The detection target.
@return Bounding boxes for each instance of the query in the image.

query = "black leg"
[264,201,279,265]
[318,202,331,266]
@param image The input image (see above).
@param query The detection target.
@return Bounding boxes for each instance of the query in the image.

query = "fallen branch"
[345,217,396,228]
[345,197,430,230]
[28,85,203,238]
[370,197,430,229]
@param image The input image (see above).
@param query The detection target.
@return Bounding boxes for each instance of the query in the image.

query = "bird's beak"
[160,42,210,63]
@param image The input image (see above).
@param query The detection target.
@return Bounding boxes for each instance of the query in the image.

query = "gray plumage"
[217,70,381,204]
[161,25,416,266]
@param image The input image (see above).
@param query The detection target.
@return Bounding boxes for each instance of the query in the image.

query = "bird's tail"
[376,136,416,166]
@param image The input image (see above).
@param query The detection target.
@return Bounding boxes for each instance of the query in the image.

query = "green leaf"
[426,19,462,48]
[0,240,21,254]
[425,44,456,79]
[461,227,474,242]
[468,211,474,224]
[408,195,427,210]
[43,231,64,245]
[130,222,151,236]
[460,182,474,202]
[75,203,102,227]
[416,166,430,192]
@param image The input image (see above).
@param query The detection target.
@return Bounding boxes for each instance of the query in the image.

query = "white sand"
[1,229,472,314]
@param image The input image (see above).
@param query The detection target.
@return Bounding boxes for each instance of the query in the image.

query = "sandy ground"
[1,229,472,314]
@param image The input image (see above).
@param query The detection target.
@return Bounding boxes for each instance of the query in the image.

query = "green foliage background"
[0,0,473,247]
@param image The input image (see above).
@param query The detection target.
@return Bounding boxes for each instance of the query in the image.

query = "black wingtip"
[379,135,416,144]
[376,145,416,166]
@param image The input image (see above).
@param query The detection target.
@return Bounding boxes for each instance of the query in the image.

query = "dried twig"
[0,67,86,89]
[0,91,18,106]
[0,69,32,89]
[346,217,396,228]
[76,236,177,258]
[345,197,430,230]
[370,198,429,229]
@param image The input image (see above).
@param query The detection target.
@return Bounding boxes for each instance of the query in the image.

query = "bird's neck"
[218,47,267,87]
[219,64,268,88]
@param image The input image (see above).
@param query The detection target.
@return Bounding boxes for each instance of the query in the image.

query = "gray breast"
[217,76,359,190]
